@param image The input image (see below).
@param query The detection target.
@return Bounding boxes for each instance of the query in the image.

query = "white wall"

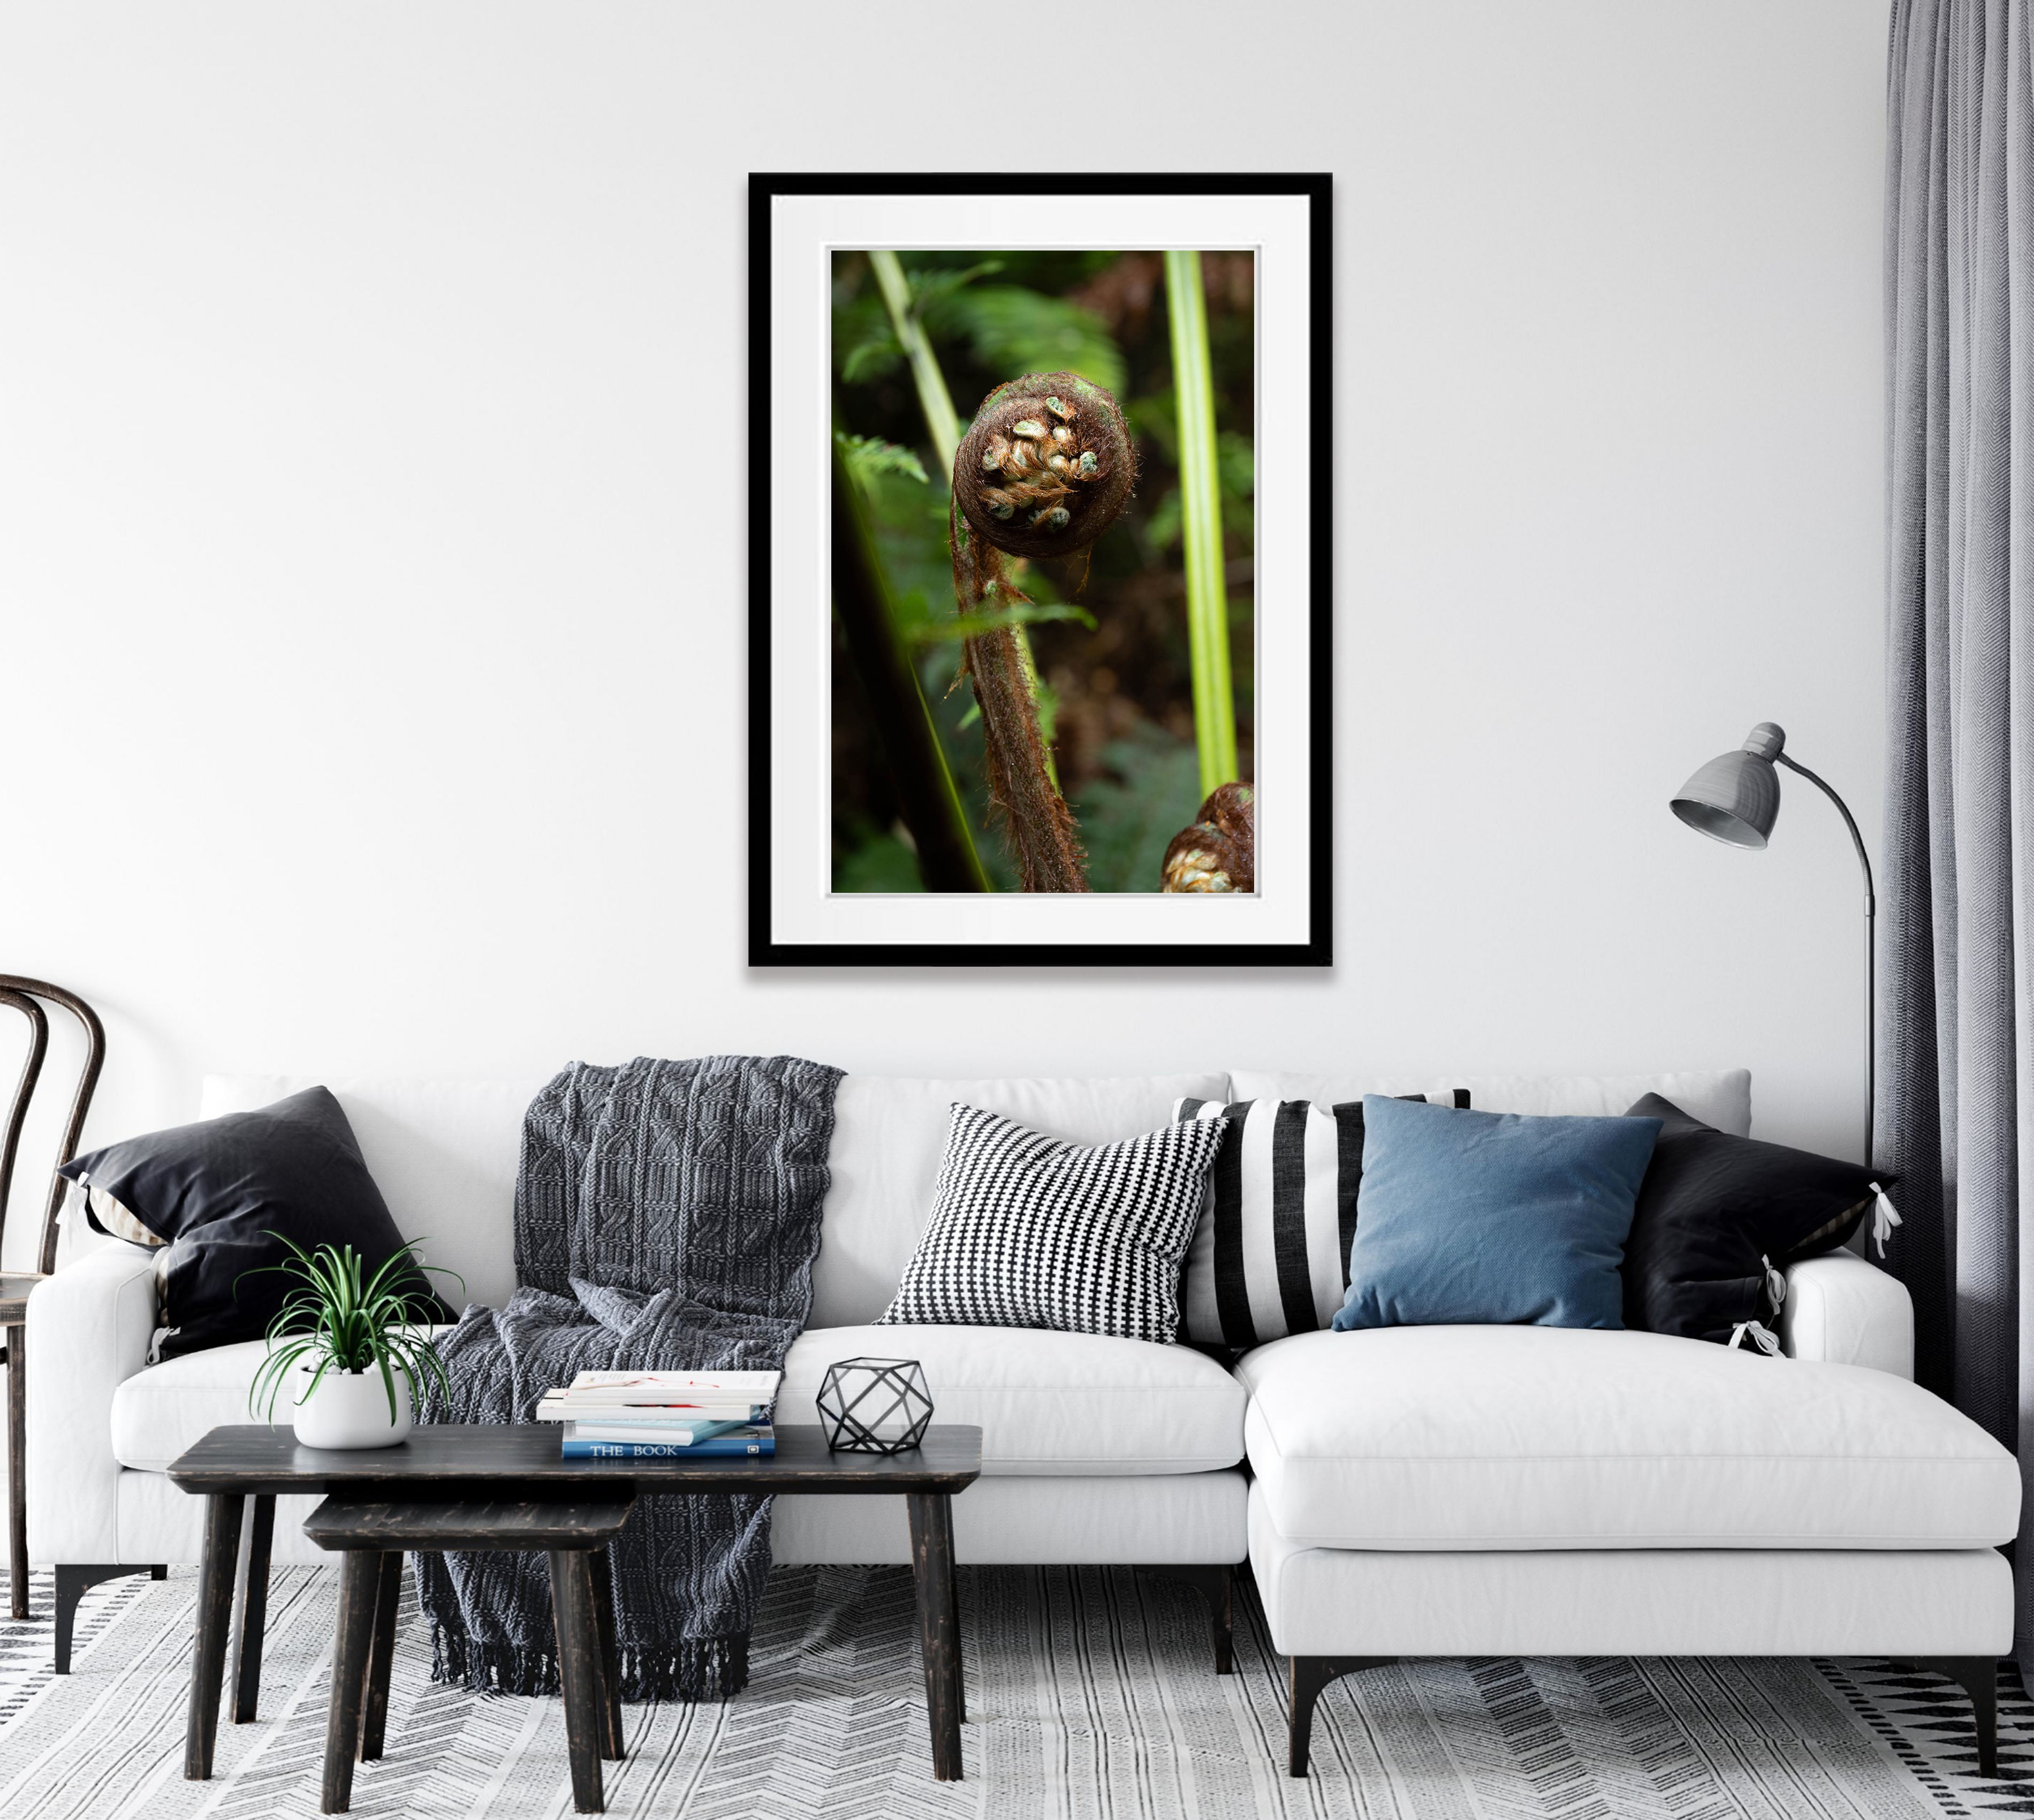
[0,2,1890,1264]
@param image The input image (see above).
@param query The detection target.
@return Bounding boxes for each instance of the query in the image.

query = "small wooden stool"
[302,1495,632,1815]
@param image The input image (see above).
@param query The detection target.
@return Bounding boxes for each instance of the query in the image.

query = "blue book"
[560,1435,775,1459]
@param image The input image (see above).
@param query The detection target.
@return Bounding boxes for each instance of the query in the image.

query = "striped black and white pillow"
[877,1103,1228,1343]
[1172,1091,1470,1349]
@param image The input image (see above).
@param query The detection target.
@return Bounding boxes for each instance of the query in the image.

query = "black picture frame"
[750,171,1332,967]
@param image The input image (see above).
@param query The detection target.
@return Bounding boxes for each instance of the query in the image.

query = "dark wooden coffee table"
[166,1423,982,1795]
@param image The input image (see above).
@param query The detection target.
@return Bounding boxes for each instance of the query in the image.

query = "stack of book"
[537,1369,780,1458]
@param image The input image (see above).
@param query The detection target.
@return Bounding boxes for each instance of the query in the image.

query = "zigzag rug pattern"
[0,1563,2024,1818]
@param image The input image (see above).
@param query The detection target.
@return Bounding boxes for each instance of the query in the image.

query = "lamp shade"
[1670,722,1785,849]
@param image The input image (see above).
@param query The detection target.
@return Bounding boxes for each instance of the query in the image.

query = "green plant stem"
[1165,249,1238,798]
[869,249,1058,791]
[869,251,960,473]
[832,428,993,892]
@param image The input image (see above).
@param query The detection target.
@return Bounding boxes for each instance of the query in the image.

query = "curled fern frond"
[1161,783,1256,893]
[953,371,1137,562]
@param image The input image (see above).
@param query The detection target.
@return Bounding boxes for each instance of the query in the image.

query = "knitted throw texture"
[416,1053,842,1701]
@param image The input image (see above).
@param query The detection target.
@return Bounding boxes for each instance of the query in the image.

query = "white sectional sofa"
[24,1065,2017,1776]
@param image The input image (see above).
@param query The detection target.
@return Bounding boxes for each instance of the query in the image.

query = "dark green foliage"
[837,431,928,489]
[929,286,1125,398]
[836,256,1126,396]
[832,824,927,893]
[1071,724,1206,893]
[1143,427,1254,551]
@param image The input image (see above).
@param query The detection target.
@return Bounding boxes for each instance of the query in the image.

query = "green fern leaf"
[837,432,929,490]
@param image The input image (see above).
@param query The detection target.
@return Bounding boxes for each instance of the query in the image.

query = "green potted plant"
[244,1237,462,1450]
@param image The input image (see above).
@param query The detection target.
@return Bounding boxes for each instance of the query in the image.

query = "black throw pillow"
[59,1086,452,1359]
[1620,1092,1893,1348]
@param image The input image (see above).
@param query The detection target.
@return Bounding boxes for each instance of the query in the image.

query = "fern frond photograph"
[830,248,1256,897]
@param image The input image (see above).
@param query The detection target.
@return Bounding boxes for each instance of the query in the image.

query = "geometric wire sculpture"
[816,1356,933,1455]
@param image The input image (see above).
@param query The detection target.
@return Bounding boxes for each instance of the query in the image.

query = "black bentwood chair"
[0,977,106,1621]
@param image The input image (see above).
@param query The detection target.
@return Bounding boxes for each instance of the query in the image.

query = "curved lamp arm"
[1775,753,1876,906]
[1774,754,1877,1168]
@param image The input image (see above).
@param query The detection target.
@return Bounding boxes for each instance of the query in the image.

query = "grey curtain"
[1883,0,2034,1658]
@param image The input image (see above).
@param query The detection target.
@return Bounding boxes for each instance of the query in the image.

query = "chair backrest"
[0,977,105,1275]
[0,989,49,1272]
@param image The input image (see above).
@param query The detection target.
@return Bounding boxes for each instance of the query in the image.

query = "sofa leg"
[1904,1657,2000,1778]
[1135,1565,1235,1674]
[1288,1655,1396,1777]
[54,1564,156,1673]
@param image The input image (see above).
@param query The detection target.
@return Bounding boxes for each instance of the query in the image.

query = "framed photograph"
[750,172,1330,966]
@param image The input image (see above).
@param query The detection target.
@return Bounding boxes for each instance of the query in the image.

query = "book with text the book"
[560,1431,775,1459]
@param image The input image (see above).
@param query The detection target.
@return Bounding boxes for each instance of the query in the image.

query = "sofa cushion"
[112,1323,461,1472]
[810,1074,1228,1328]
[1171,1092,1467,1350]
[1333,1098,1661,1333]
[1239,1326,2020,1549]
[875,1106,1224,1343]
[111,1338,278,1471]
[1231,1070,1751,1137]
[113,1321,1248,1478]
[780,1325,1246,1475]
[65,1087,453,1360]
[1622,1092,1888,1345]
[203,1074,547,1310]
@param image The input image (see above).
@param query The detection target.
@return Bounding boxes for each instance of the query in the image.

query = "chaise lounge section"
[1243,1282,2018,1773]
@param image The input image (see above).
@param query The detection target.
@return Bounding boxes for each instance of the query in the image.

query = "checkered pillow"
[876,1103,1228,1342]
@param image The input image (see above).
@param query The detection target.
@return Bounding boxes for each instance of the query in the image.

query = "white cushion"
[810,1074,1228,1326]
[774,1470,1247,1566]
[113,1321,1246,1479]
[202,1074,544,1310]
[1248,1485,2014,1657]
[1239,1325,2020,1549]
[779,1325,1244,1475]
[1229,1069,1752,1136]
[111,1338,276,1472]
[110,1330,453,1474]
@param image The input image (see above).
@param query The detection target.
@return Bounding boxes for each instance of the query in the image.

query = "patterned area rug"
[0,1563,2028,1818]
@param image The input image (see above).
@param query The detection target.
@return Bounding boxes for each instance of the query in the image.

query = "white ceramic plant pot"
[290,1361,414,1450]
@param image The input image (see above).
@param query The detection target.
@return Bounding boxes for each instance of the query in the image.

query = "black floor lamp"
[1669,722,1877,1169]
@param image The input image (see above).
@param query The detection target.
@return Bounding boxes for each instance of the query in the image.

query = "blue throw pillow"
[1331,1096,1663,1332]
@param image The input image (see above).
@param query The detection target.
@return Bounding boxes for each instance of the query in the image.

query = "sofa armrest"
[1779,1249,1914,1378]
[25,1241,158,1563]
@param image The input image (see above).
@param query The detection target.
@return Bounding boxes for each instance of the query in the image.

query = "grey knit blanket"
[415,1054,842,1701]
